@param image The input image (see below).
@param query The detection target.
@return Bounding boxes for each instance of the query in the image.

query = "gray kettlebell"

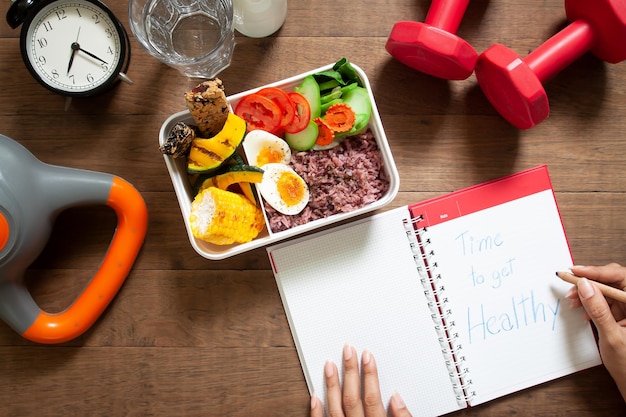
[0,134,147,343]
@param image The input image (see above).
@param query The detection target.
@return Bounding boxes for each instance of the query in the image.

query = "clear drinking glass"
[129,0,235,78]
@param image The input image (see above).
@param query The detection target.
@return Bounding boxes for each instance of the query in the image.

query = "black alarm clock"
[7,0,132,97]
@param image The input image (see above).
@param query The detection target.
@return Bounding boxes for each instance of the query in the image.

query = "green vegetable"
[341,86,370,116]
[333,57,362,87]
[320,83,358,108]
[313,57,364,95]
[318,79,341,92]
[294,75,321,120]
[335,86,371,138]
[292,58,372,146]
[321,98,343,114]
[285,120,319,151]
[321,87,342,104]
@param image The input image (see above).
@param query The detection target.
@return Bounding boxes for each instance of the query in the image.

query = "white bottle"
[233,0,288,38]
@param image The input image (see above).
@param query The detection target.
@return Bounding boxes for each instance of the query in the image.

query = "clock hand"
[77,47,109,65]
[67,28,81,74]
[67,42,80,74]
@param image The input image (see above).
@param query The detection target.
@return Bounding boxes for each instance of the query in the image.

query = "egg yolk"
[257,147,285,166]
[277,172,305,206]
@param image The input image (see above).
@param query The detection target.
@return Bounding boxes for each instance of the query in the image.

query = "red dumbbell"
[475,0,626,129]
[385,0,478,80]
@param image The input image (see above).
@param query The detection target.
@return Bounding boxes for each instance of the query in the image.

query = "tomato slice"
[257,87,295,129]
[284,92,312,134]
[234,93,282,133]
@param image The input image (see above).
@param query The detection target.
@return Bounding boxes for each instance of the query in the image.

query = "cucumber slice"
[285,120,319,151]
[334,86,372,138]
[294,75,321,120]
[342,86,371,117]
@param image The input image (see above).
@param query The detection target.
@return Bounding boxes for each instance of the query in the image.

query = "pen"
[556,271,626,304]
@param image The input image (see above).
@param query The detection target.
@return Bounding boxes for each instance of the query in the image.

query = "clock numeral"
[51,70,60,79]
[55,9,66,20]
[105,28,113,39]
[43,21,53,32]
[37,38,48,49]
[75,8,82,18]
[107,46,113,55]
[38,56,47,65]
[87,73,94,83]
[100,63,109,72]
[92,14,100,24]
[68,74,75,85]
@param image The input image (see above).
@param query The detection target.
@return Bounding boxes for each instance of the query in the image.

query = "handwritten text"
[466,290,560,343]
[455,230,503,256]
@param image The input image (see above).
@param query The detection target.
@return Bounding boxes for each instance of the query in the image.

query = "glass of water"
[129,0,235,78]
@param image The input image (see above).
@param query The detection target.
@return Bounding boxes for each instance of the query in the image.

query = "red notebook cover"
[409,165,556,228]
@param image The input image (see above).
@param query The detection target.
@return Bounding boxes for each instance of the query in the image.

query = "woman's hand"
[567,264,626,401]
[310,345,412,417]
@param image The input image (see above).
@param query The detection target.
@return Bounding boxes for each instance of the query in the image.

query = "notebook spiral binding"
[403,216,477,407]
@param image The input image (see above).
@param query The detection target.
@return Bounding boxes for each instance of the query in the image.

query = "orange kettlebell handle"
[21,177,148,344]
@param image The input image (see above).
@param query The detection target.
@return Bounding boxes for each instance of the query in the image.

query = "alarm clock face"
[22,0,127,96]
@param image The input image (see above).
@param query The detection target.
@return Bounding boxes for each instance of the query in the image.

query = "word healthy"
[466,290,560,343]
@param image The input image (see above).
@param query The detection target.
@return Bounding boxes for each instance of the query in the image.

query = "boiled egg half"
[243,130,291,167]
[259,163,309,215]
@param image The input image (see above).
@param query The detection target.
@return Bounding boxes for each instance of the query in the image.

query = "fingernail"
[311,395,318,409]
[391,392,406,409]
[565,286,578,299]
[362,349,372,365]
[577,278,595,299]
[570,265,586,270]
[343,344,353,361]
[324,361,334,378]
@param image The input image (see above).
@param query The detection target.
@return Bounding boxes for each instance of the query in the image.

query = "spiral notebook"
[268,165,601,416]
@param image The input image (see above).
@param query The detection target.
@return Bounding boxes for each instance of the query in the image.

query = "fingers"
[342,344,365,416]
[577,278,622,340]
[566,264,626,322]
[571,264,626,288]
[310,395,324,417]
[565,286,589,320]
[324,360,344,417]
[320,347,409,417]
[389,392,413,417]
[360,350,386,417]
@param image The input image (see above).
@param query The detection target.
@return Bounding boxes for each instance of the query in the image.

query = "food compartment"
[159,63,400,260]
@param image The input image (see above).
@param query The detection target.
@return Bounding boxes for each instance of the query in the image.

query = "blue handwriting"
[466,290,560,344]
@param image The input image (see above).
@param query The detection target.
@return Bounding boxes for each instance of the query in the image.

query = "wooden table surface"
[1,0,626,415]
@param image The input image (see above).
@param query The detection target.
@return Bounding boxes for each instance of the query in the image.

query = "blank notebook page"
[269,207,462,416]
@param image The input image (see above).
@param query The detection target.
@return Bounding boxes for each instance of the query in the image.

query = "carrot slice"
[314,117,335,146]
[323,103,356,133]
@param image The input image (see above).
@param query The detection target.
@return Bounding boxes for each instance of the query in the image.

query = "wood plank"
[1,0,625,414]
[0,346,308,416]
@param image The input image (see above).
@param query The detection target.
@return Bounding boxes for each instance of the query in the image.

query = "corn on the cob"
[189,186,265,245]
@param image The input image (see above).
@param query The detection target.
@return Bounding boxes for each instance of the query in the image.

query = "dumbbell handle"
[426,0,470,33]
[525,20,594,83]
